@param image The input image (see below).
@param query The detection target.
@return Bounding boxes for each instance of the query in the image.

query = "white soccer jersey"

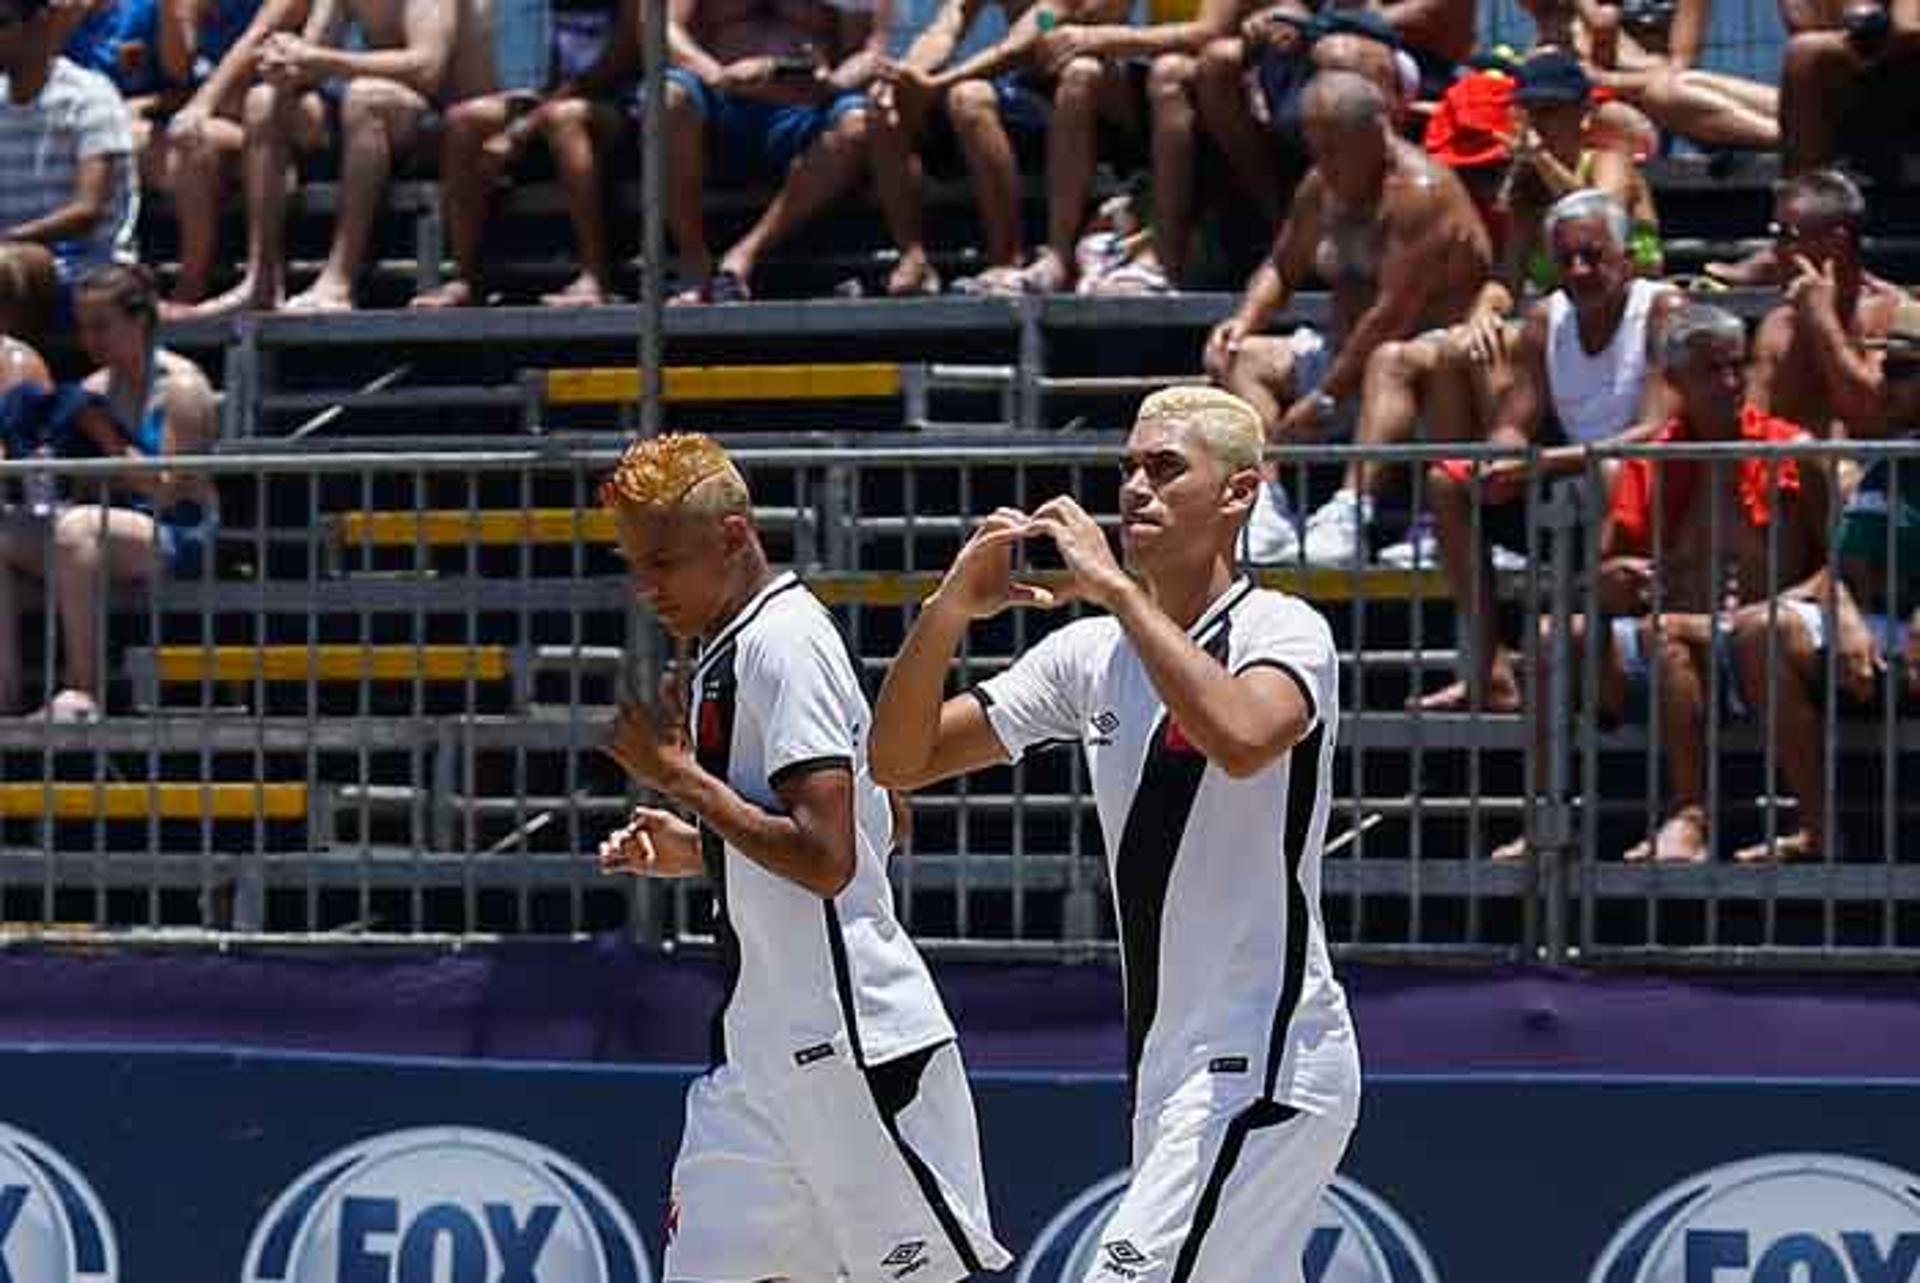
[688,571,956,1076]
[975,580,1360,1123]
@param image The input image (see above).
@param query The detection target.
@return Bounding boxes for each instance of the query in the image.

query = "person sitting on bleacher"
[1204,70,1496,565]
[660,0,889,303]
[1495,304,1831,863]
[0,265,215,722]
[411,0,642,308]
[149,0,304,312]
[1778,0,1920,179]
[179,0,497,315]
[1748,171,1909,450]
[1416,189,1682,713]
[1727,300,1920,863]
[0,0,137,349]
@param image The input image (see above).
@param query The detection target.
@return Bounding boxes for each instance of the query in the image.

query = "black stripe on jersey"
[1112,616,1234,1090]
[823,902,868,1067]
[863,1043,988,1275]
[1262,723,1322,1102]
[695,650,741,1068]
[1167,1100,1301,1283]
[692,572,806,684]
[767,755,854,790]
[1231,657,1318,729]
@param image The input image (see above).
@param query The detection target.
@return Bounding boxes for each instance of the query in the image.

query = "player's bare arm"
[605,701,857,897]
[870,510,1046,791]
[1028,496,1315,776]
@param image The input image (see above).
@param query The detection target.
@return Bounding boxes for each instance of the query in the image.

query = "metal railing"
[1,438,1914,965]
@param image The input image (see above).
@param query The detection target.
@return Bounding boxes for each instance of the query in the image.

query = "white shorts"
[665,1040,1011,1283]
[1082,1086,1354,1283]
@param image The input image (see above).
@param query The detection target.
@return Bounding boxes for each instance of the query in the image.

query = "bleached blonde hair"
[599,432,751,518]
[1135,386,1266,476]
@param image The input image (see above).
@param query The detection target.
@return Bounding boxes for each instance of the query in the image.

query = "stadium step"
[0,782,309,822]
[327,506,814,555]
[125,645,520,711]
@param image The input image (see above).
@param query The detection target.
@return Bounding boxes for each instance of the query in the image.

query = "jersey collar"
[695,570,802,673]
[1186,577,1254,641]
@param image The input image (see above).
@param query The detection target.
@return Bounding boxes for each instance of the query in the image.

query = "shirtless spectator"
[1418,190,1682,713]
[870,0,1130,296]
[181,0,497,315]
[412,0,641,307]
[0,0,136,348]
[1203,71,1493,565]
[1729,301,1920,863]
[1495,305,1831,863]
[1778,0,1919,178]
[663,0,888,303]
[1748,171,1906,445]
[155,0,308,310]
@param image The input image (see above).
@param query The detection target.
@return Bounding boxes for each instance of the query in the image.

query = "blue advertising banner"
[0,1048,1917,1283]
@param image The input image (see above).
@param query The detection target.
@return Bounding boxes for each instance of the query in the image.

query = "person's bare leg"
[1146,52,1198,283]
[541,98,620,305]
[1493,615,1625,859]
[1419,465,1521,713]
[1636,630,1711,863]
[185,83,326,317]
[1347,337,1437,497]
[716,108,872,292]
[164,116,246,308]
[1731,607,1829,861]
[1634,66,1779,150]
[412,94,508,308]
[869,90,935,294]
[1780,30,1861,174]
[664,79,713,297]
[1215,334,1298,435]
[49,506,158,710]
[946,78,1024,273]
[1027,55,1109,292]
[1195,37,1280,225]
[292,77,428,312]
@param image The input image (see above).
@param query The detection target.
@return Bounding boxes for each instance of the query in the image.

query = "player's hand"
[1203,316,1251,381]
[598,806,704,878]
[927,507,1059,619]
[1027,496,1131,610]
[1833,613,1886,703]
[604,698,696,793]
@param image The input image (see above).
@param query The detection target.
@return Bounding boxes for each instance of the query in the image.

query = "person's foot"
[541,274,616,308]
[284,280,355,313]
[1490,833,1529,861]
[410,279,478,309]
[25,689,101,723]
[886,251,941,297]
[952,265,1027,297]
[1016,248,1073,295]
[1705,245,1781,288]
[1733,828,1826,864]
[175,278,279,321]
[1302,489,1374,567]
[1624,807,1710,863]
[1412,670,1523,714]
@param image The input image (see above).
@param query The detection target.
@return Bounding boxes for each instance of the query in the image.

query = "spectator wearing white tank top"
[1414,189,1682,715]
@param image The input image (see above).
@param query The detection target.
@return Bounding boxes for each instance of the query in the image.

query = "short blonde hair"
[1135,386,1265,475]
[599,432,751,517]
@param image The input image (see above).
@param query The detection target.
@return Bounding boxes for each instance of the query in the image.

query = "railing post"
[1536,478,1584,965]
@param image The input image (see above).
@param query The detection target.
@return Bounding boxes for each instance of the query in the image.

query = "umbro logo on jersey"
[1092,710,1120,734]
[883,1239,930,1278]
[1100,1240,1153,1279]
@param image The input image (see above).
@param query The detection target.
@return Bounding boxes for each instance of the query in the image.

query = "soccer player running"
[871,387,1360,1283]
[597,433,1009,1283]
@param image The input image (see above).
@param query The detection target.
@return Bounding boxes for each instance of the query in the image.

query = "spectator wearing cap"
[1494,305,1832,864]
[1496,49,1661,294]
[0,0,137,348]
[1749,170,1909,446]
[1727,297,1920,864]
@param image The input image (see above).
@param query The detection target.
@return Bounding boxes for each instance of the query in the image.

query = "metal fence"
[1,438,1914,965]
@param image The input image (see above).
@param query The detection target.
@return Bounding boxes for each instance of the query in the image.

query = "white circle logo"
[1017,1170,1440,1283]
[0,1120,119,1282]
[1590,1153,1920,1283]
[241,1126,652,1283]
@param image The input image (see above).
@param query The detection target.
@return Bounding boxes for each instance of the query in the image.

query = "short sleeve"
[748,626,859,789]
[1232,597,1338,732]
[971,620,1100,762]
[73,73,133,160]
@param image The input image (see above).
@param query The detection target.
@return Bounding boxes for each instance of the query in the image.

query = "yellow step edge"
[0,782,308,821]
[337,509,616,548]
[546,362,902,406]
[807,568,1455,607]
[151,645,510,683]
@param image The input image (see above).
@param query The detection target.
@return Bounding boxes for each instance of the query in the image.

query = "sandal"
[701,270,752,304]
